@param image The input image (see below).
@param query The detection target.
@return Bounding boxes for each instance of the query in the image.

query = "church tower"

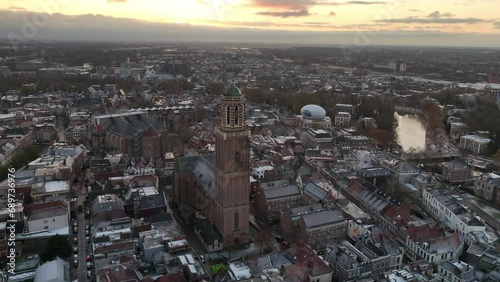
[214,85,250,246]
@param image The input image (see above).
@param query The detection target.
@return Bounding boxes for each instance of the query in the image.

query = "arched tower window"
[234,106,239,126]
[234,210,239,231]
[226,106,230,126]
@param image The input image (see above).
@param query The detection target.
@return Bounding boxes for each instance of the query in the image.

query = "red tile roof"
[143,126,159,137]
[282,262,310,282]
[347,179,365,196]
[94,241,134,255]
[152,273,188,282]
[29,200,67,212]
[285,241,332,277]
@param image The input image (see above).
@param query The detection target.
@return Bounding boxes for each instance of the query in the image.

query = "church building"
[173,85,250,247]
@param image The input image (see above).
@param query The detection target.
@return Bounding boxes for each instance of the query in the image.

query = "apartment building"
[423,187,486,237]
[27,200,69,233]
[297,209,347,250]
[253,181,305,222]
[442,160,473,183]
[459,135,491,154]
[403,224,464,263]
[325,240,403,282]
[437,261,479,282]
[474,173,500,205]
[280,203,330,244]
[335,112,351,127]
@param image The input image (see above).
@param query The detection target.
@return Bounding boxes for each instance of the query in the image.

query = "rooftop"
[302,210,345,229]
[228,258,252,280]
[461,135,492,144]
[263,184,301,200]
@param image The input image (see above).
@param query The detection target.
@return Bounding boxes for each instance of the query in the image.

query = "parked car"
[74,259,78,267]
[73,247,78,254]
[73,237,78,244]
[73,227,78,234]
[86,236,90,243]
[86,262,92,269]
[199,255,206,263]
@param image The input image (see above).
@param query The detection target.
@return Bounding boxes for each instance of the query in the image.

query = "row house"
[423,187,486,237]
[403,224,464,264]
[284,241,334,282]
[325,239,403,282]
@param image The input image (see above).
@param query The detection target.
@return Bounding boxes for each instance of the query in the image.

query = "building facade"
[423,187,486,237]
[459,135,491,154]
[442,160,473,183]
[474,173,500,204]
[173,86,250,247]
[335,112,351,127]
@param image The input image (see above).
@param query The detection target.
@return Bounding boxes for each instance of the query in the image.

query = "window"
[234,106,239,125]
[234,211,239,231]
[44,226,48,230]
[53,219,56,222]
[226,106,230,125]
[44,220,48,223]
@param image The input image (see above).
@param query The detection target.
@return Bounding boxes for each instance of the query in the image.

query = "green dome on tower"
[225,85,242,97]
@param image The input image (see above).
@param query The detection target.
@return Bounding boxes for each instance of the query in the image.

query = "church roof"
[143,126,159,137]
[177,154,216,197]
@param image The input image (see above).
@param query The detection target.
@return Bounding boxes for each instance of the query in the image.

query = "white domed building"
[296,104,332,129]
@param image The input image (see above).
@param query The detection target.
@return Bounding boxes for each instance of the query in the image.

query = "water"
[395,113,426,152]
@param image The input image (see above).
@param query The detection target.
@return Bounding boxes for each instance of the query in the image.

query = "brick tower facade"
[213,85,250,246]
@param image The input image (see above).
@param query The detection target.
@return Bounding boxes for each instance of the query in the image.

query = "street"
[71,171,91,282]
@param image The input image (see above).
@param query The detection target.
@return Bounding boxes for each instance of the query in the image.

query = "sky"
[0,0,499,47]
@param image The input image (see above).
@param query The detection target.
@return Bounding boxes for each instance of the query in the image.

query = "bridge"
[402,151,462,162]
[395,105,424,115]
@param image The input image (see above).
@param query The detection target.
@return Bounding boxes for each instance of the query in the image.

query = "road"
[71,171,91,282]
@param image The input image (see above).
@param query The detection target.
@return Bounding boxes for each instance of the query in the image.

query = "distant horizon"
[2,38,500,51]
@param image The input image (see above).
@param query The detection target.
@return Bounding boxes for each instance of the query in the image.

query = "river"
[395,113,426,152]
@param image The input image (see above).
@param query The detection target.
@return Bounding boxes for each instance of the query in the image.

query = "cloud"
[329,11,336,16]
[7,6,26,12]
[249,0,323,8]
[376,17,488,24]
[0,10,499,48]
[108,0,127,2]
[409,9,421,12]
[427,11,454,18]
[332,1,385,5]
[256,9,311,18]
[249,0,385,9]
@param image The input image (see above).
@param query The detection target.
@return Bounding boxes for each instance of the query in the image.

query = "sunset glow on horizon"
[1,0,499,34]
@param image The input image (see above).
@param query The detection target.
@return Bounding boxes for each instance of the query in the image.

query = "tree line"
[0,147,40,181]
